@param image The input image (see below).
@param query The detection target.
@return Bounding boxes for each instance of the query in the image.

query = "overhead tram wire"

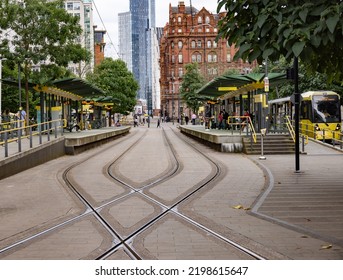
[91,0,121,59]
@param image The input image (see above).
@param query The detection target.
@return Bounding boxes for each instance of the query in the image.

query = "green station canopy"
[197,72,287,100]
[52,78,104,97]
[3,77,106,101]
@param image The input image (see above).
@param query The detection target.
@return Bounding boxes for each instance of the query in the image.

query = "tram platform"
[0,126,130,180]
[179,124,248,152]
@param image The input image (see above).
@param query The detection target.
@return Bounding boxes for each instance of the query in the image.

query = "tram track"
[0,124,266,260]
[94,126,265,260]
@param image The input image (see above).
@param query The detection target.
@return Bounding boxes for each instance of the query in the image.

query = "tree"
[1,0,89,123]
[217,1,343,81]
[180,63,205,113]
[86,58,139,115]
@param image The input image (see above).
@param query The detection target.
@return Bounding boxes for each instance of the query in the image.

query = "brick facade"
[159,1,256,120]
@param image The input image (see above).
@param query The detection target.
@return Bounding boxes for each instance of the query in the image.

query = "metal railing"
[227,116,257,143]
[284,116,343,150]
[0,119,65,158]
[285,115,295,142]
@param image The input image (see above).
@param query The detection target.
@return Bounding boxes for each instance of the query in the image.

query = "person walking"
[218,111,224,130]
[191,113,196,125]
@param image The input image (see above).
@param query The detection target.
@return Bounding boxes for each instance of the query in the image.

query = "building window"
[206,27,210,33]
[74,3,80,10]
[198,16,202,24]
[191,40,196,48]
[205,16,210,24]
[172,55,175,63]
[178,41,183,49]
[178,54,183,63]
[207,54,212,62]
[178,16,182,23]
[66,2,73,10]
[171,41,174,49]
[213,53,217,62]
[197,40,202,48]
[213,40,218,48]
[191,54,196,62]
[178,28,182,33]
[207,40,212,48]
[227,53,231,62]
[179,67,183,77]
[192,52,202,63]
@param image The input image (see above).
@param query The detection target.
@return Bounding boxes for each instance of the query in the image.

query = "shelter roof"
[197,72,287,100]
[3,77,106,101]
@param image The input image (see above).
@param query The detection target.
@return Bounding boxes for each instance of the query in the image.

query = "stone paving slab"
[0,215,114,260]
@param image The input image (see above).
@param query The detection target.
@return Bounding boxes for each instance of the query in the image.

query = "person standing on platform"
[185,115,189,125]
[218,111,224,130]
[223,109,229,129]
[191,113,196,125]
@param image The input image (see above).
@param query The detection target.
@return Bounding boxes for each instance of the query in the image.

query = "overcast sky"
[92,0,220,58]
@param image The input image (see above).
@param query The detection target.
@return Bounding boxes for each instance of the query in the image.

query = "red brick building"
[159,1,256,120]
[94,28,106,66]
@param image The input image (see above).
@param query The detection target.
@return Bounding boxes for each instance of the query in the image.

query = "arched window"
[205,16,210,24]
[207,40,212,48]
[197,53,202,62]
[178,41,183,49]
[191,54,196,62]
[207,54,212,62]
[178,16,182,23]
[178,53,183,63]
[213,53,217,62]
[191,40,196,48]
[198,16,202,24]
[197,40,202,48]
[213,40,218,48]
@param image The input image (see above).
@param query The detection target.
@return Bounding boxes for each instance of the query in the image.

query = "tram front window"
[313,95,340,123]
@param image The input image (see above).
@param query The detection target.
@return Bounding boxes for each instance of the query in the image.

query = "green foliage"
[217,0,343,81]
[86,58,139,115]
[180,63,205,112]
[1,0,89,117]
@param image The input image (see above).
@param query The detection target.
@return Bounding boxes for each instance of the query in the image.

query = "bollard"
[259,128,267,160]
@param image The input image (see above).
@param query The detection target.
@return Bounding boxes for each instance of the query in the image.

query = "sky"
[92,0,221,58]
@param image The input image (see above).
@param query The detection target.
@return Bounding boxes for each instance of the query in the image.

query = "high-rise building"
[64,0,94,77]
[118,12,132,72]
[159,1,257,120]
[119,0,160,114]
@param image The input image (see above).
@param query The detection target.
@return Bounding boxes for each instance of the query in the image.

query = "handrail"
[227,115,257,143]
[285,115,295,142]
[0,119,65,157]
[246,116,257,143]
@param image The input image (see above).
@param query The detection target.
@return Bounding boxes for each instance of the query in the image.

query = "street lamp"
[0,57,7,124]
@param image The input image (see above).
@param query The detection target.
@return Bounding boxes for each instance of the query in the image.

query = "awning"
[3,77,106,101]
[197,72,287,100]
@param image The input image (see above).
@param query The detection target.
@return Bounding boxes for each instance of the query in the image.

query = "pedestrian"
[157,118,160,128]
[223,109,229,129]
[185,115,189,125]
[218,111,224,129]
[191,113,196,125]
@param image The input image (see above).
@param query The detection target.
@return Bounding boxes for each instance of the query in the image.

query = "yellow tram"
[269,91,342,141]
